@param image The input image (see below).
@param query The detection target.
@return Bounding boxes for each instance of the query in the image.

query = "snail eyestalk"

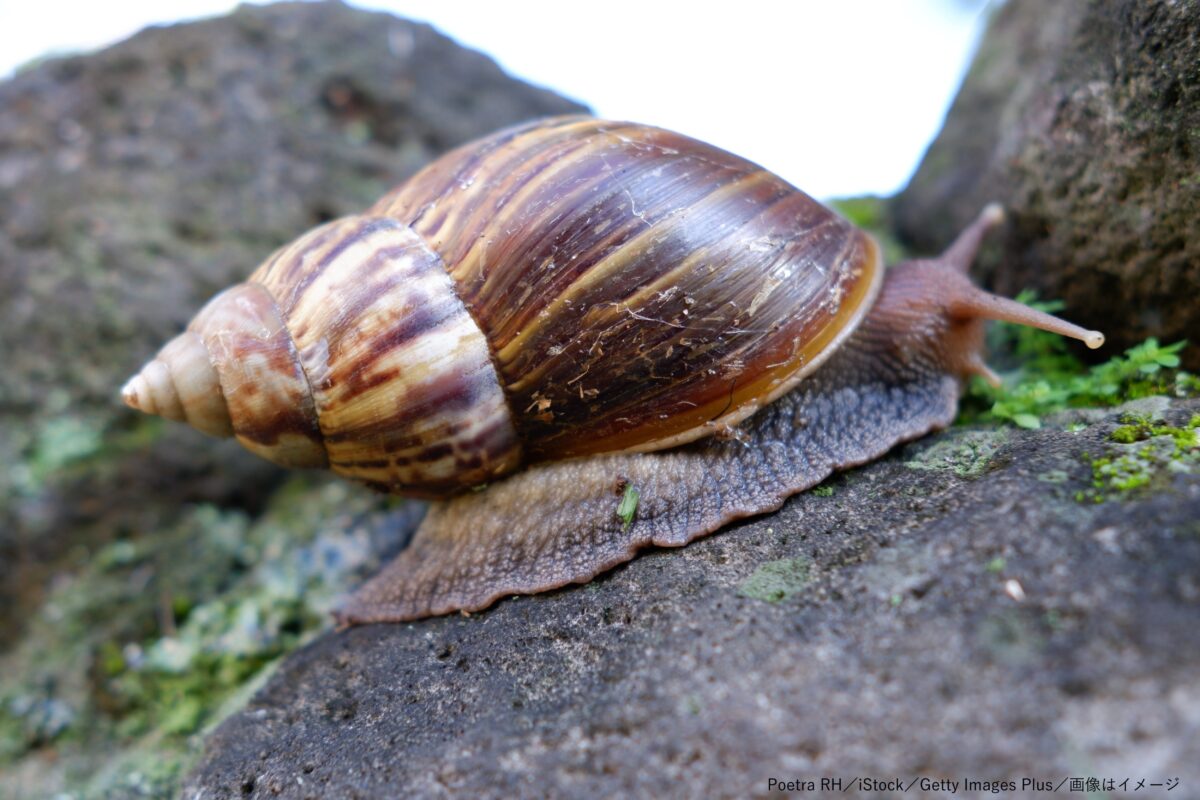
[951,287,1105,350]
[941,202,1006,273]
[871,204,1105,390]
[933,204,1104,351]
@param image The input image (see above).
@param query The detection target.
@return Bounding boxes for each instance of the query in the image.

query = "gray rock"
[184,400,1200,799]
[894,0,1200,368]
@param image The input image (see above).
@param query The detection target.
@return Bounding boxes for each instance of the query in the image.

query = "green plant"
[962,291,1197,428]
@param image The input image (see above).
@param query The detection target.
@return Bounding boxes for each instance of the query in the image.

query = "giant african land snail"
[122,116,1104,623]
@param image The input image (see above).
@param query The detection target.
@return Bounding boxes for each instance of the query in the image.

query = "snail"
[121,116,1104,624]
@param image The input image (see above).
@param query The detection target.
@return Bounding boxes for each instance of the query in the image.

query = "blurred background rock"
[895,0,1200,369]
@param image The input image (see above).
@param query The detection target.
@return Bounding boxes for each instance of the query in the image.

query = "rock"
[893,0,1200,368]
[0,2,583,796]
[185,400,1200,798]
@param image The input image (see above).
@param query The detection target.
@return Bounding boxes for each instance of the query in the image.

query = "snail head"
[868,204,1104,387]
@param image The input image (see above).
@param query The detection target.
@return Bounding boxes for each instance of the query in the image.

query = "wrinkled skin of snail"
[121,116,1104,624]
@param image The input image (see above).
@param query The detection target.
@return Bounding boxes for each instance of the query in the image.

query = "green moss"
[1109,412,1198,448]
[960,291,1198,429]
[737,557,811,604]
[1037,469,1070,484]
[811,484,835,497]
[1109,425,1143,444]
[0,474,404,797]
[81,741,190,799]
[19,414,165,494]
[160,696,206,736]
[1090,454,1153,492]
[905,429,1007,478]
[986,557,1007,574]
[28,416,105,483]
[1077,414,1199,503]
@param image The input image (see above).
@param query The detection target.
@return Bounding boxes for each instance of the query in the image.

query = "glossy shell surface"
[373,116,883,460]
[246,218,522,495]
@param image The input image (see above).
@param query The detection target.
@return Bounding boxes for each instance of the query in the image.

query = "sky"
[0,0,991,199]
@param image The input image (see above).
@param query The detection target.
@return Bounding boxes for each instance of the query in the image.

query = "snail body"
[122,116,1103,623]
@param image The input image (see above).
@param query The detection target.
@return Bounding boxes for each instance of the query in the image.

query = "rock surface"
[0,2,582,797]
[185,400,1200,799]
[894,0,1200,368]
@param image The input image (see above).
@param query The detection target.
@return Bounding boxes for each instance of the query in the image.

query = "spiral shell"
[376,117,883,457]
[123,116,883,496]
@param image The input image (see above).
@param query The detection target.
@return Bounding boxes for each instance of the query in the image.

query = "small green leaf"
[616,485,640,531]
[161,696,205,735]
[1012,413,1042,429]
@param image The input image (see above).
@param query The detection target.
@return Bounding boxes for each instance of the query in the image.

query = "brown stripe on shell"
[256,217,396,322]
[187,282,327,468]
[372,117,883,460]
[496,169,793,387]
[249,216,522,496]
[374,116,625,250]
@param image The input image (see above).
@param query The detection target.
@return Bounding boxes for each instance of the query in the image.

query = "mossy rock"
[183,399,1200,798]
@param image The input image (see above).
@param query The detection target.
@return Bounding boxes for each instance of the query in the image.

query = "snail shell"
[123,116,1105,623]
[123,116,881,497]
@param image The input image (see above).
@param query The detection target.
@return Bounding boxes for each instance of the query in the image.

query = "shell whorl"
[122,280,327,469]
[246,217,521,495]
[372,116,883,459]
[123,217,522,495]
[121,329,236,439]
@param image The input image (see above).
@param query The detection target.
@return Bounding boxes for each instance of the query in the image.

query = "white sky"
[0,0,990,199]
